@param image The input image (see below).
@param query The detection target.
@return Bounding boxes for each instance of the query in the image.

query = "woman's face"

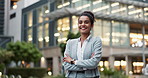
[78,16,93,35]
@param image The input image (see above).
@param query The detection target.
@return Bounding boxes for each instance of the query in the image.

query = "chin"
[80,32,90,35]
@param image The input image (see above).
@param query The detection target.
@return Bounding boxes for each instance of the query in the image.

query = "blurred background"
[0,0,148,78]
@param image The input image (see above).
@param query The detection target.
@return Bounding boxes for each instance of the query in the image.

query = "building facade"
[21,0,62,76]
[8,0,148,76]
[0,0,16,48]
[0,0,4,35]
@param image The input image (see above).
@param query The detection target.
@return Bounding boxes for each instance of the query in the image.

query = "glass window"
[92,0,103,11]
[92,0,109,14]
[130,33,143,47]
[57,17,70,43]
[99,57,109,67]
[111,3,127,16]
[130,24,148,47]
[120,22,129,46]
[128,5,143,18]
[27,12,33,27]
[76,0,91,10]
[112,21,120,46]
[57,0,70,9]
[72,0,82,9]
[44,23,49,47]
[72,16,79,34]
[46,58,53,75]
[114,60,126,71]
[43,5,49,14]
[37,25,43,48]
[27,28,32,43]
[144,7,148,20]
[132,57,143,74]
[99,61,109,71]
[112,21,129,46]
[99,57,109,71]
[93,19,102,37]
[102,20,110,45]
[37,8,43,23]
[93,19,110,46]
[43,4,49,21]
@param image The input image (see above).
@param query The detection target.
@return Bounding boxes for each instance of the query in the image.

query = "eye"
[78,20,82,24]
[84,20,90,24]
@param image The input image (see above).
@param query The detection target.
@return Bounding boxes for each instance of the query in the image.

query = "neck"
[80,33,90,41]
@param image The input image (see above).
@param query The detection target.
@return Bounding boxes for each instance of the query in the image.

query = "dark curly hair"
[79,11,95,25]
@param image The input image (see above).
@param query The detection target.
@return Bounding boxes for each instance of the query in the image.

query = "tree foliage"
[100,67,129,78]
[59,32,80,56]
[6,41,42,67]
[0,48,14,72]
[67,32,80,40]
[0,48,14,64]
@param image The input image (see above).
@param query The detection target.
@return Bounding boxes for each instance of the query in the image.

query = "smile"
[80,27,87,30]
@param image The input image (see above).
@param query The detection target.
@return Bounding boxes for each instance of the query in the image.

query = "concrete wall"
[24,0,40,8]
[7,0,40,42]
[102,46,148,57]
[8,0,24,42]
[4,0,10,35]
[42,46,62,76]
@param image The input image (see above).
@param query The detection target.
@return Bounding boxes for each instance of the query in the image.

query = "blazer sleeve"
[63,40,84,71]
[75,37,102,69]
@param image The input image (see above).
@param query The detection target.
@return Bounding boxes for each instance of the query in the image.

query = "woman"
[63,11,102,78]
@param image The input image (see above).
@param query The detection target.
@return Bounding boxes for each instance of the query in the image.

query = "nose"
[81,22,85,26]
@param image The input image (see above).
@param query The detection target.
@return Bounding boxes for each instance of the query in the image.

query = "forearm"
[75,53,102,69]
[74,37,102,69]
[63,62,84,71]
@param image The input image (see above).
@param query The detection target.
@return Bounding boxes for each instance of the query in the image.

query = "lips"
[79,27,87,30]
[80,27,87,30]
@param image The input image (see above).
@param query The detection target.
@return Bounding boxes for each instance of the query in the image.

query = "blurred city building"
[2,0,148,76]
[0,0,14,48]
[0,0,4,35]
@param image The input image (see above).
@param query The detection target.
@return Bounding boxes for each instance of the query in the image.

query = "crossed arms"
[63,37,102,71]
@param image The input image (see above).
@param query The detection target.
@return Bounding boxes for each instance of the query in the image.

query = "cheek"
[88,27,92,31]
[88,25,92,29]
[78,24,80,27]
[78,25,80,29]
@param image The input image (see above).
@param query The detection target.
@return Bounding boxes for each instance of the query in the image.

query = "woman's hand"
[63,54,73,63]
[91,52,95,58]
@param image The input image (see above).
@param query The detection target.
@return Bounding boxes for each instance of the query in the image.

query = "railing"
[0,36,13,48]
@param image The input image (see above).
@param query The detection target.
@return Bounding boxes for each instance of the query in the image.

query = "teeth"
[81,28,86,29]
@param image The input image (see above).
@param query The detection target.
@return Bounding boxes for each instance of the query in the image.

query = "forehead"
[79,16,90,21]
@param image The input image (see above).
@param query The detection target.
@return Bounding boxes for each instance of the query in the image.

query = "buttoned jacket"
[63,36,102,78]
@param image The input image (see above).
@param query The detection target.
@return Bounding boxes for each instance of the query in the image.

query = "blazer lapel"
[83,36,92,60]
[72,39,78,60]
[83,42,90,60]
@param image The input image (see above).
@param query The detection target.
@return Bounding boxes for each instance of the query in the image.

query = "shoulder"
[67,38,79,44]
[91,36,102,42]
[91,36,102,47]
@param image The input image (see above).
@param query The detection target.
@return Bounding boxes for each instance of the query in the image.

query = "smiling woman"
[63,11,102,78]
[78,11,95,36]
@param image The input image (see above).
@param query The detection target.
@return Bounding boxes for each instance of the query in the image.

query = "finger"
[92,52,95,55]
[91,53,93,56]
[91,52,95,57]
[63,58,67,62]
[65,54,69,57]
